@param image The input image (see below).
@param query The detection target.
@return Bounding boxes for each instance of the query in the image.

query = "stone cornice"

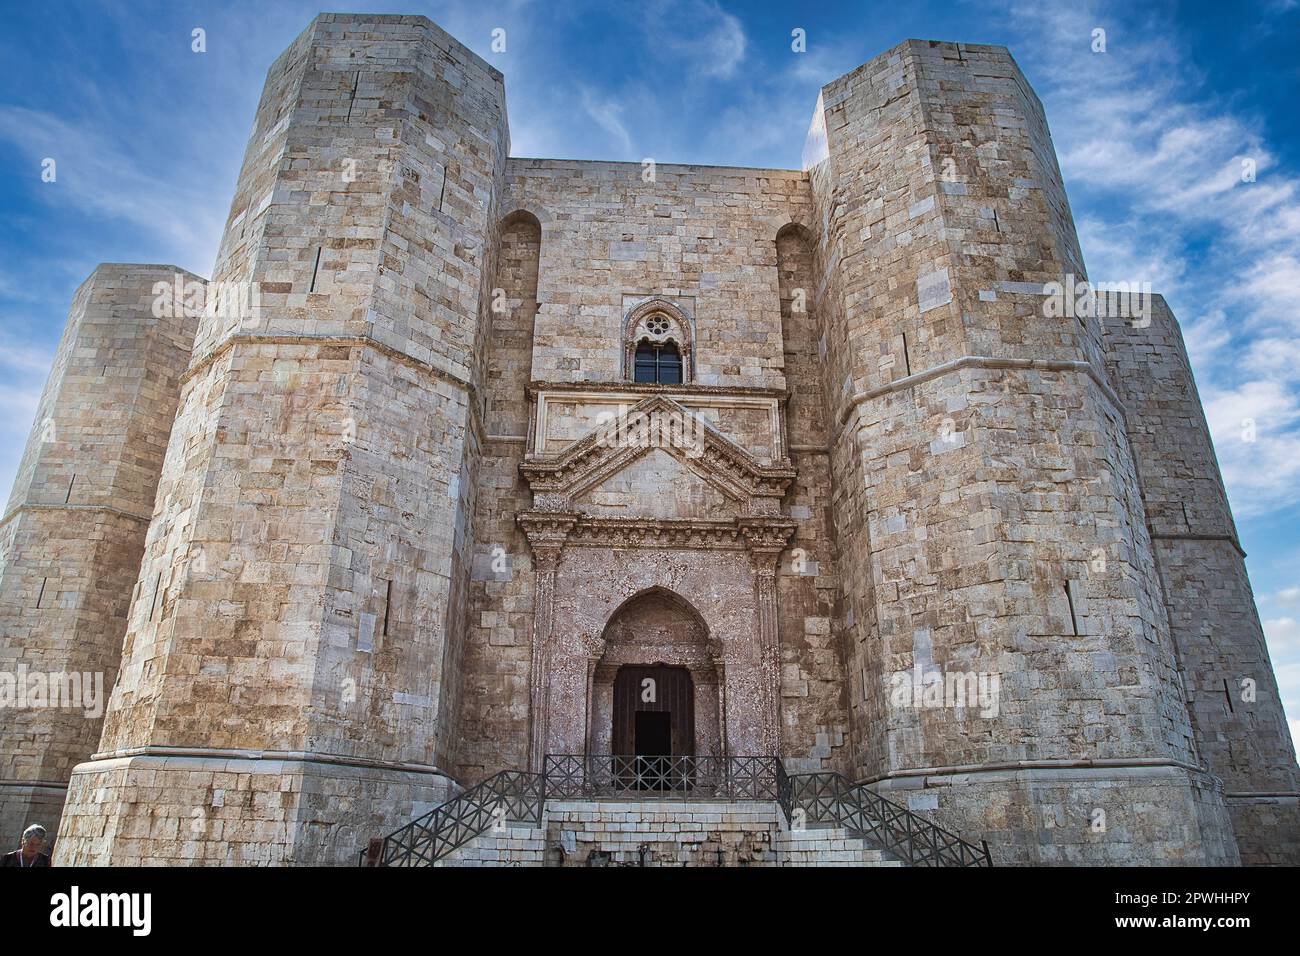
[526,379,788,402]
[516,510,580,550]
[1149,530,1247,560]
[0,502,154,533]
[521,514,796,552]
[81,744,455,779]
[835,355,1127,434]
[175,330,492,456]
[182,332,476,395]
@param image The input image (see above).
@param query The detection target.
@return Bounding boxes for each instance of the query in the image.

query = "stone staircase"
[435,798,903,867]
[362,757,990,868]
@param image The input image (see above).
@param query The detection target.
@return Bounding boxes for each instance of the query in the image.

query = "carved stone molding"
[516,511,579,565]
[521,394,795,506]
[738,516,799,567]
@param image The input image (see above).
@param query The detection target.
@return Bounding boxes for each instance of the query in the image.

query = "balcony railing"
[543,754,791,821]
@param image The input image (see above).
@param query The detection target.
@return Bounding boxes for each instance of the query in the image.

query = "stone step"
[435,799,903,867]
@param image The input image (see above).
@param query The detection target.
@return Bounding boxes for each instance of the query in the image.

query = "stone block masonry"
[52,14,508,865]
[437,800,901,867]
[0,14,1289,867]
[0,264,201,844]
[806,39,1242,864]
[1102,296,1300,865]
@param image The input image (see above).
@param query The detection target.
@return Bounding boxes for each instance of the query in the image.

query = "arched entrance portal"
[588,589,724,759]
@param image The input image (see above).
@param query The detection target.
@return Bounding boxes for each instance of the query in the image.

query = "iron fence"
[544,754,789,819]
[362,757,990,867]
[360,769,543,867]
[789,772,992,866]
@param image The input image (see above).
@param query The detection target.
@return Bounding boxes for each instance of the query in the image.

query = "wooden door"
[612,665,695,756]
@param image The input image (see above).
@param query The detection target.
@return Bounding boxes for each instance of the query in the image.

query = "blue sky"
[1,0,1298,744]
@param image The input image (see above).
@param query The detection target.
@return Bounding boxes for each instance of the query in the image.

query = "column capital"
[737,516,796,572]
[517,510,579,569]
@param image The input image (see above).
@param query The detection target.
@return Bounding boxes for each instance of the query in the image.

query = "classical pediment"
[520,395,795,515]
[575,447,738,520]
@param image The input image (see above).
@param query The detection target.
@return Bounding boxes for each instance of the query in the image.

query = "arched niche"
[486,209,542,435]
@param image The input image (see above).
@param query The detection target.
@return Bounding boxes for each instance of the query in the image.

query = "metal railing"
[362,758,990,867]
[788,772,992,866]
[544,754,791,821]
[360,769,543,867]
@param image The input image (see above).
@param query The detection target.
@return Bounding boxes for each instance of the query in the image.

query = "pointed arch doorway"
[588,589,724,760]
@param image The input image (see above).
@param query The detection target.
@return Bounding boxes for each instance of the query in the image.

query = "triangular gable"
[520,395,795,507]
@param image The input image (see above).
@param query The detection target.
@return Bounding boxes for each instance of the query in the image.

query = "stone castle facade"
[0,14,1296,865]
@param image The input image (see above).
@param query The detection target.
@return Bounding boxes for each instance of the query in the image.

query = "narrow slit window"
[382,580,393,637]
[150,571,164,621]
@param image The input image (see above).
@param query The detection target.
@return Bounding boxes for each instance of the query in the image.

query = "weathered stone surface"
[0,264,200,845]
[1102,296,1300,865]
[0,18,1290,866]
[51,13,507,865]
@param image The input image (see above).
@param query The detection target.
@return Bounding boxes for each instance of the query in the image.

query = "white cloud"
[643,0,747,80]
[1274,586,1300,608]
[0,106,221,274]
[1202,380,1300,517]
[579,88,636,157]
[1003,0,1300,520]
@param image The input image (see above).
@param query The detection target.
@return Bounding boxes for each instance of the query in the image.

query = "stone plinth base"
[1225,794,1300,866]
[52,751,456,866]
[872,762,1240,865]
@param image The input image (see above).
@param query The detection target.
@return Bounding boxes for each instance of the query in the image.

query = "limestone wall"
[0,264,199,845]
[505,159,811,389]
[53,14,506,866]
[1102,296,1300,864]
[9,12,1282,868]
[808,39,1232,863]
[454,212,540,779]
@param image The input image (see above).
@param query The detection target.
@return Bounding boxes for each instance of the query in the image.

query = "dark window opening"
[633,339,683,384]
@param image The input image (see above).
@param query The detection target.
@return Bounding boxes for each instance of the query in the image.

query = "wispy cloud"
[643,0,747,80]
[1002,0,1300,520]
[0,106,222,271]
[580,87,636,157]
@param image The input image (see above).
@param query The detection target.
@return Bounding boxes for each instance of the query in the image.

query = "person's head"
[20,824,46,856]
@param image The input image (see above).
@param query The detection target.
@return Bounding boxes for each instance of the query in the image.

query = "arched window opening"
[634,339,682,385]
[623,300,693,384]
